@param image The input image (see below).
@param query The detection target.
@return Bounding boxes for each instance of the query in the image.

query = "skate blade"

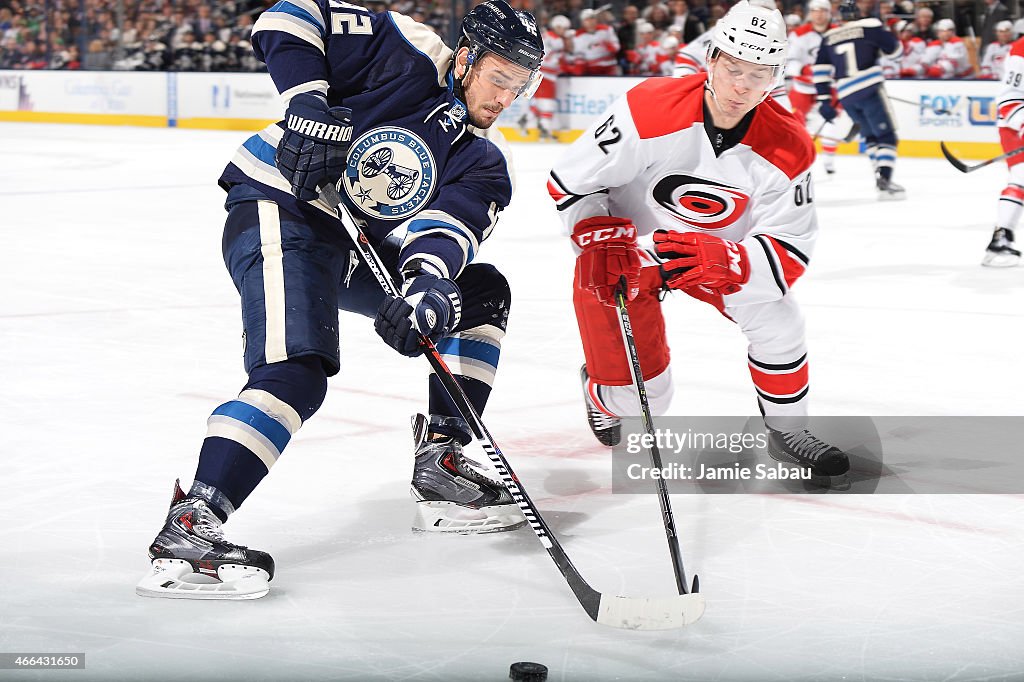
[410,495,526,534]
[877,190,906,201]
[982,252,1021,267]
[135,558,270,600]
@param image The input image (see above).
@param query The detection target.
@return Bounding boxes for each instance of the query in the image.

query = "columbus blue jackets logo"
[652,174,750,230]
[343,127,436,220]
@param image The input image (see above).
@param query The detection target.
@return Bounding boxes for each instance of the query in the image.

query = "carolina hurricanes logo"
[651,174,750,230]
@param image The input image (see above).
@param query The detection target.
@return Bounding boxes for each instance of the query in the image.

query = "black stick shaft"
[613,278,691,595]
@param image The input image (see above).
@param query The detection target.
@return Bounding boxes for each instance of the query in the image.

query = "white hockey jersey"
[572,24,620,71]
[922,36,974,78]
[673,28,713,77]
[980,40,1013,79]
[997,38,1024,131]
[541,29,570,82]
[548,75,818,306]
[786,22,835,95]
[882,36,925,77]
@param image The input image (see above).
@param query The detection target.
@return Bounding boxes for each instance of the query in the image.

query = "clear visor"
[472,50,544,99]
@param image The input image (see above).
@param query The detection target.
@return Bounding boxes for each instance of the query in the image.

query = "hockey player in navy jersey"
[137,1,545,600]
[813,1,904,200]
[548,2,850,482]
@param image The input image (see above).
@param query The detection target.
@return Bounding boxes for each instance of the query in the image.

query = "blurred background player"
[979,20,1015,79]
[814,1,904,199]
[518,14,572,141]
[137,0,545,599]
[921,18,974,78]
[548,1,850,481]
[787,0,841,174]
[988,29,1024,266]
[571,8,621,76]
[885,20,927,78]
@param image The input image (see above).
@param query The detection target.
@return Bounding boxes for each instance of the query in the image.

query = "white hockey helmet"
[549,14,571,31]
[807,0,832,12]
[995,19,1013,33]
[1014,18,1024,38]
[935,18,956,33]
[707,0,788,67]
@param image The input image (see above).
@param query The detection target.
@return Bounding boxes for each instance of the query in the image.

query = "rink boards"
[0,69,1003,159]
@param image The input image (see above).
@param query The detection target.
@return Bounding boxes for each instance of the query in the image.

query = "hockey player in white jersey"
[979,21,1014,79]
[787,0,841,174]
[548,1,849,479]
[518,14,572,140]
[986,33,1024,266]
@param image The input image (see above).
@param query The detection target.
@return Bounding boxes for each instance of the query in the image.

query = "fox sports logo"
[342,127,436,220]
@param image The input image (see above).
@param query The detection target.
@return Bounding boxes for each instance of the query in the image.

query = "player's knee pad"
[455,262,511,333]
[593,366,675,418]
[574,263,669,385]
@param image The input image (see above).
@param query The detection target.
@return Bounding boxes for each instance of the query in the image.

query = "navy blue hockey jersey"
[218,0,514,281]
[812,18,901,103]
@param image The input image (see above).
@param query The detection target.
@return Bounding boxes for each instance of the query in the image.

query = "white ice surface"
[1,122,1023,681]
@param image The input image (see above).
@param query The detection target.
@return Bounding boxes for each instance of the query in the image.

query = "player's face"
[462,52,537,128]
[997,27,1012,43]
[809,7,830,28]
[707,53,775,127]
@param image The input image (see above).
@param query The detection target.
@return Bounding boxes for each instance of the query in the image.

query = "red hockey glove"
[653,230,750,295]
[899,67,920,78]
[572,216,641,305]
[925,64,945,78]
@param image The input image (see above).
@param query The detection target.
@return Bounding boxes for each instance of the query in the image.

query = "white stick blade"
[596,593,706,630]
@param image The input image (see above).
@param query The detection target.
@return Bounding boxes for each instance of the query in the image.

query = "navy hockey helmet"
[838,0,859,21]
[459,1,545,98]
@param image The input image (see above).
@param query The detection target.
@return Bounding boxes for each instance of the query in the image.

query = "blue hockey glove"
[275,93,353,202]
[818,100,837,123]
[375,274,463,357]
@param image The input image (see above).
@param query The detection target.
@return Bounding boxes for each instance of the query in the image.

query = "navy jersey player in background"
[136,0,545,600]
[813,1,904,200]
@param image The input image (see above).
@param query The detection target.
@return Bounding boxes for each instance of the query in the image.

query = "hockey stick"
[940,140,1024,173]
[613,277,698,598]
[319,184,705,630]
[887,94,952,116]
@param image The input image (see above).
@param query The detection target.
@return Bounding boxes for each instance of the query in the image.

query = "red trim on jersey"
[1011,38,1024,57]
[547,176,569,204]
[748,362,809,398]
[762,235,807,287]
[627,73,707,139]
[745,98,817,181]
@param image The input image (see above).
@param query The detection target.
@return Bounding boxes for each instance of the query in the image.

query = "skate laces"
[189,500,226,543]
[782,430,833,461]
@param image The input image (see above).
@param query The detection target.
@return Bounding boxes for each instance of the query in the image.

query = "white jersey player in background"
[921,18,974,78]
[518,14,572,140]
[786,0,841,174]
[548,1,850,480]
[979,20,1014,79]
[987,32,1024,266]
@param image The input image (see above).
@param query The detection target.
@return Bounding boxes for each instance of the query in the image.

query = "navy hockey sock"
[194,356,328,512]
[428,373,489,444]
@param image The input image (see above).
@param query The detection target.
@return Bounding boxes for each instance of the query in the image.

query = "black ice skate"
[876,174,906,201]
[982,227,1021,268]
[767,427,850,482]
[136,480,274,599]
[580,365,622,446]
[516,113,530,138]
[409,413,525,533]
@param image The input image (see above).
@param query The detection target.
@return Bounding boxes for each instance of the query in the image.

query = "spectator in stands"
[667,0,704,42]
[913,6,936,41]
[978,0,1011,51]
[83,37,112,70]
[922,18,973,78]
[980,19,1014,79]
[617,3,641,59]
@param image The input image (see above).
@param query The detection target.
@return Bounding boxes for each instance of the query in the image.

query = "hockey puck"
[509,661,548,681]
